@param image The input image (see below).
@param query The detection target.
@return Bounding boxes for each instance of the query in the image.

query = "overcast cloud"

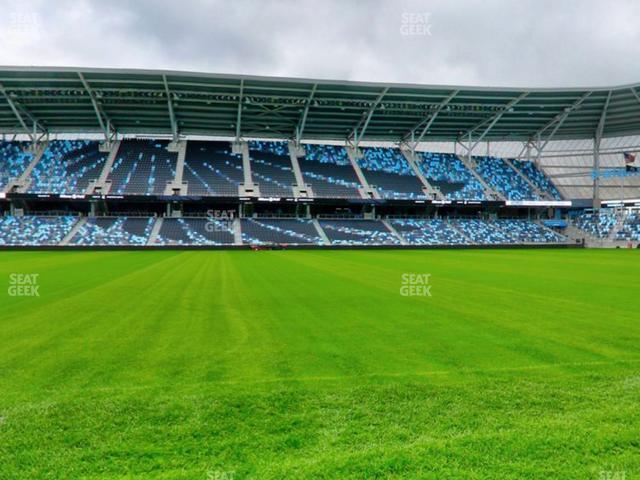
[0,0,638,88]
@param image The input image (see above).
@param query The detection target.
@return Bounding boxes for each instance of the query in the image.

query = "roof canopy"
[1,66,639,143]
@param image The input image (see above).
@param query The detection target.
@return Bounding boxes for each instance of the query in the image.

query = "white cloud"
[0,0,638,87]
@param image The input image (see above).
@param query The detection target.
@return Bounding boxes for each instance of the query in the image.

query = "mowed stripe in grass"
[0,249,639,479]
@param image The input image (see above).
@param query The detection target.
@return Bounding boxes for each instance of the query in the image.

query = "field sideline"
[1,249,639,479]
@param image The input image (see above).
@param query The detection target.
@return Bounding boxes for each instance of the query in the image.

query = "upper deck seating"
[27,140,107,194]
[249,141,296,197]
[107,140,177,195]
[299,144,362,198]
[417,152,486,200]
[183,141,244,196]
[357,147,425,199]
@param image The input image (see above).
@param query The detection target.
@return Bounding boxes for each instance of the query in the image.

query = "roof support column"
[401,90,459,154]
[531,92,593,167]
[593,91,612,208]
[295,83,317,144]
[235,80,244,143]
[162,75,179,142]
[0,82,46,149]
[349,87,388,149]
[78,72,116,147]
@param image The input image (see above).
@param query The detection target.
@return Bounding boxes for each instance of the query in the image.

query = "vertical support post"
[593,138,600,208]
[593,91,612,209]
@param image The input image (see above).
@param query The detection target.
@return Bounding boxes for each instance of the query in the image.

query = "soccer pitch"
[1,249,639,479]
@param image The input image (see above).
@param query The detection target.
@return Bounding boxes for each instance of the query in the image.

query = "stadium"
[1,2,640,479]
[2,66,640,249]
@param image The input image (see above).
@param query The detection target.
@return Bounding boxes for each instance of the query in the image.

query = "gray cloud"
[0,0,638,87]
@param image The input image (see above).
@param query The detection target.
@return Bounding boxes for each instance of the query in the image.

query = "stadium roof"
[1,66,639,144]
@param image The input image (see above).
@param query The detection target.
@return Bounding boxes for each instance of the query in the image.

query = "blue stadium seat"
[241,218,324,245]
[299,144,362,198]
[184,141,244,196]
[493,219,566,243]
[27,140,107,194]
[357,147,425,199]
[107,140,177,195]
[474,156,539,200]
[452,219,515,244]
[0,216,76,245]
[319,220,400,245]
[248,141,296,197]
[573,210,617,238]
[0,142,33,191]
[391,219,468,245]
[156,218,235,245]
[70,217,154,245]
[512,160,562,200]
[616,213,640,241]
[417,152,486,200]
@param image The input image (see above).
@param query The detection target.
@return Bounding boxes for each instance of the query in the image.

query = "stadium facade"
[0,66,639,248]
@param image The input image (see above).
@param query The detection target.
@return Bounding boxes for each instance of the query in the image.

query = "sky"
[0,0,638,88]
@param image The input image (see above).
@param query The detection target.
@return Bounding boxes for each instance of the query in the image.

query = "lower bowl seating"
[155,218,235,245]
[70,217,154,245]
[0,216,77,245]
[241,219,324,245]
[319,220,401,246]
[573,211,617,238]
[391,219,468,245]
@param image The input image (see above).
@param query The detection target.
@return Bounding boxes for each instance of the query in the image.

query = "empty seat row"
[391,219,467,245]
[474,156,539,201]
[0,215,568,246]
[155,218,235,245]
[512,159,562,200]
[417,152,486,200]
[358,147,426,199]
[615,213,640,241]
[107,140,177,195]
[0,216,77,245]
[240,218,324,245]
[249,141,297,197]
[27,140,108,194]
[299,144,362,198]
[183,141,244,196]
[573,210,617,238]
[0,142,33,191]
[319,220,401,245]
[0,140,563,201]
[70,217,154,245]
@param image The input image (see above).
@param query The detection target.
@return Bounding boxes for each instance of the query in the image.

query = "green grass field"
[1,249,639,479]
